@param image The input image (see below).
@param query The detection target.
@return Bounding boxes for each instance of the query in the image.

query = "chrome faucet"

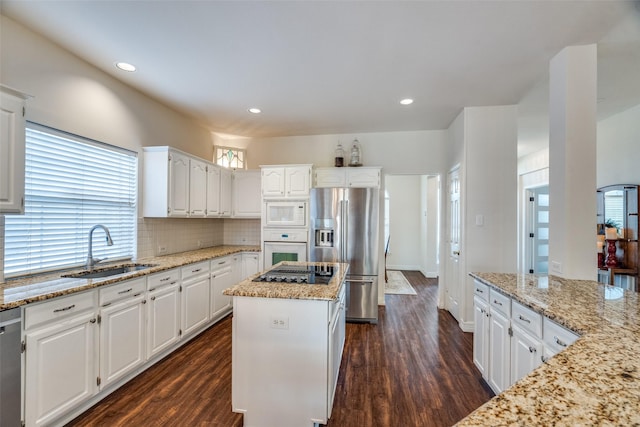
[86,225,114,268]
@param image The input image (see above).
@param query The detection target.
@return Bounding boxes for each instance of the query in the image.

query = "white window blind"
[4,124,137,277]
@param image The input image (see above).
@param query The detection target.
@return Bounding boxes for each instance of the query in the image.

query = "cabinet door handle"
[493,299,502,306]
[53,304,75,313]
[160,277,171,282]
[476,288,484,293]
[529,346,537,353]
[518,315,531,323]
[192,268,202,273]
[218,261,226,265]
[151,296,156,301]
[90,318,97,324]
[148,287,156,292]
[541,355,548,363]
[118,288,133,295]
[554,336,568,347]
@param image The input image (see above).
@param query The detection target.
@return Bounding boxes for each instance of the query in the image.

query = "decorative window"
[3,124,137,277]
[215,146,246,169]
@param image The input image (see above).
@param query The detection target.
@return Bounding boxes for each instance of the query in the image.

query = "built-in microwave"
[264,201,307,227]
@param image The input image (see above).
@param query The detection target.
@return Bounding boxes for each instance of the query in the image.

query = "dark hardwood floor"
[67,271,493,427]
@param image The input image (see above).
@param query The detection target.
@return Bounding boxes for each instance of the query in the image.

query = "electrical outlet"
[270,316,289,330]
[197,240,202,248]
[158,245,167,254]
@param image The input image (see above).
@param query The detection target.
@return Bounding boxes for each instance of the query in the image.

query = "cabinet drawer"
[543,317,579,353]
[489,289,510,317]
[473,280,489,302]
[25,290,97,330]
[99,277,146,306]
[181,260,210,280]
[511,301,542,339]
[147,269,180,291]
[211,255,233,272]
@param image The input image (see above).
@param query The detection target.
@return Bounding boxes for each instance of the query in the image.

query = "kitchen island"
[457,273,640,426]
[223,261,349,427]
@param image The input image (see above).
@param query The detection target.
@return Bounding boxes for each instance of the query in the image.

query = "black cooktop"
[253,265,334,285]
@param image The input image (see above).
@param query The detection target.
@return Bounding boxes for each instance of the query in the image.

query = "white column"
[548,45,597,280]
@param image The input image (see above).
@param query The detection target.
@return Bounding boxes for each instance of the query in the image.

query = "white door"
[168,151,190,217]
[510,325,543,385]
[25,312,98,427]
[147,283,181,359]
[525,186,550,274]
[262,167,285,197]
[472,296,489,379]
[286,166,310,197]
[488,309,511,393]
[99,295,146,389]
[446,167,461,320]
[189,158,207,217]
[232,171,261,217]
[181,276,210,337]
[211,263,233,319]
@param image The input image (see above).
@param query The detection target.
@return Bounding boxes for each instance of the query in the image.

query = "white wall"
[385,175,422,270]
[443,105,518,331]
[597,103,640,187]
[423,176,439,277]
[0,15,257,277]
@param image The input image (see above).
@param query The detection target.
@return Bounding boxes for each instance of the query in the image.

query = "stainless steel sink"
[62,264,156,279]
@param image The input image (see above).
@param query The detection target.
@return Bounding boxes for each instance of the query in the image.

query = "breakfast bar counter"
[457,273,640,426]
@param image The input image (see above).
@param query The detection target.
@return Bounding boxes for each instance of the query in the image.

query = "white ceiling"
[2,1,640,156]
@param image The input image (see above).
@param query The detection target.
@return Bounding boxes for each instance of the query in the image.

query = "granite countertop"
[0,245,260,311]
[223,261,349,301]
[457,272,640,426]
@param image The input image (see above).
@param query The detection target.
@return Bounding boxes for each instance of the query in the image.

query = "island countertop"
[223,261,349,301]
[0,245,260,311]
[457,272,640,426]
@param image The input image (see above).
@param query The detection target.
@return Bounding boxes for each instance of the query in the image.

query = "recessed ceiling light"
[115,62,136,72]
[400,98,414,105]
[248,108,262,114]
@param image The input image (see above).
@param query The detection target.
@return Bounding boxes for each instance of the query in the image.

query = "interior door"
[446,167,461,320]
[525,186,549,274]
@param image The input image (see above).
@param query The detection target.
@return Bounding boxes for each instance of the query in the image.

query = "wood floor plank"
[67,271,492,427]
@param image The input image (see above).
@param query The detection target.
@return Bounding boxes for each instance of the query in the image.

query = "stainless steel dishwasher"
[0,308,22,427]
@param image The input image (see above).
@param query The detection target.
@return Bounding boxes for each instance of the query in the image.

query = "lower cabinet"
[98,281,146,390]
[488,309,511,393]
[147,281,181,359]
[510,325,543,384]
[181,261,211,337]
[22,252,252,426]
[242,252,260,279]
[472,280,579,395]
[24,292,98,427]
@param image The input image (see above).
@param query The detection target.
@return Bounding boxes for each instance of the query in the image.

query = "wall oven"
[262,228,308,268]
[264,201,307,227]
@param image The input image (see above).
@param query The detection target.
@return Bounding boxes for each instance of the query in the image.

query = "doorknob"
[453,251,460,256]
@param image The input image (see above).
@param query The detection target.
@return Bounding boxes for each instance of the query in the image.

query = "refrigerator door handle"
[342,199,348,261]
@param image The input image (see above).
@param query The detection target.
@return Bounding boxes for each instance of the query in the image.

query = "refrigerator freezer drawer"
[345,276,378,324]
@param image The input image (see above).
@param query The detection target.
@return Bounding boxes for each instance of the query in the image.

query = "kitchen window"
[3,124,137,277]
[215,146,245,169]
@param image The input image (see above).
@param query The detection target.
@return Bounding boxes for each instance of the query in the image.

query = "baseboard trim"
[459,320,474,333]
[387,264,421,271]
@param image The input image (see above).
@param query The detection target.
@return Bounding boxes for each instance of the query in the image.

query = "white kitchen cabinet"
[242,252,260,279]
[210,255,239,321]
[181,261,211,337]
[261,165,312,198]
[24,292,98,427]
[146,270,181,359]
[510,324,543,385]
[189,157,207,217]
[0,86,28,214]
[542,317,579,362]
[488,308,511,393]
[143,147,189,217]
[98,278,146,389]
[232,170,261,218]
[206,164,221,216]
[472,295,489,380]
[219,167,232,216]
[314,167,381,188]
[231,280,346,426]
[328,283,346,415]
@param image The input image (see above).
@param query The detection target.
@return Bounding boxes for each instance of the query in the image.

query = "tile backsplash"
[136,217,261,259]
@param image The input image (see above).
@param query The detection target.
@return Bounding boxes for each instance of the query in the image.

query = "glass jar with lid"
[349,138,362,166]
[334,142,345,167]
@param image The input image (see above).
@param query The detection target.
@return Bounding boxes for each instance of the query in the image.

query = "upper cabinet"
[144,147,232,218]
[0,86,29,214]
[314,167,381,188]
[232,170,261,218]
[261,165,312,199]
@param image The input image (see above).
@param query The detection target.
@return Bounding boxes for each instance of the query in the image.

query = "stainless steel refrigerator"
[310,187,379,324]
